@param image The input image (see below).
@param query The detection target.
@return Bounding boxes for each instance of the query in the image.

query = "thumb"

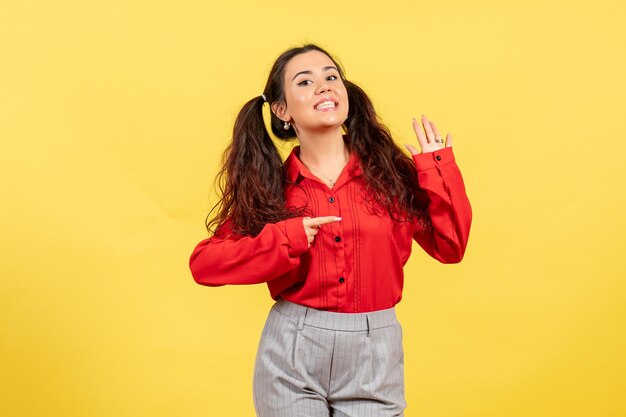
[404,143,420,156]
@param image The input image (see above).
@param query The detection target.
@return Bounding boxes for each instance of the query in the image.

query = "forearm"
[189,216,309,285]
[412,147,472,263]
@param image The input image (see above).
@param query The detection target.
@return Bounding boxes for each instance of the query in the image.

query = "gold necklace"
[300,155,349,187]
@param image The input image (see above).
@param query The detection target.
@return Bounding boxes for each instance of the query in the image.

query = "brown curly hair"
[205,43,432,238]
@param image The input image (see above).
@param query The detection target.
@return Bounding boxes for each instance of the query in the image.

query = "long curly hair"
[205,43,432,238]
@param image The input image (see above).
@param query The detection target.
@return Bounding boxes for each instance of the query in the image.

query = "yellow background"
[1,1,625,416]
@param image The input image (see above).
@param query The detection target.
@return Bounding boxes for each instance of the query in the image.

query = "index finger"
[306,216,342,226]
[412,117,428,147]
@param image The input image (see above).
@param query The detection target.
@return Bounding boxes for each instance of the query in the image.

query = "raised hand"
[404,114,453,156]
[302,216,342,248]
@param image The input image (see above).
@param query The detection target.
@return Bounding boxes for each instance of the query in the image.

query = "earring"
[283,121,291,130]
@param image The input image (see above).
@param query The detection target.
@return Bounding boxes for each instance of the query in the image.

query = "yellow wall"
[1,1,625,416]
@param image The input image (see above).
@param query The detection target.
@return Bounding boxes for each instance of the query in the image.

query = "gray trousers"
[253,298,406,417]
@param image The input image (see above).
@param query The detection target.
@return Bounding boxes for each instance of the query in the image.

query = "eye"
[297,75,339,86]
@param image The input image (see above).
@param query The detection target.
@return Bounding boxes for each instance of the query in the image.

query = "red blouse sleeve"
[411,146,473,263]
[189,216,309,286]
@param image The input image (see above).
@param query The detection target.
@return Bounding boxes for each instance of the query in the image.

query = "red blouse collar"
[284,136,363,185]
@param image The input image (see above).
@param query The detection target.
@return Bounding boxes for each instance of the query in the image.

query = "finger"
[446,133,453,147]
[422,114,436,143]
[307,216,342,226]
[404,143,420,155]
[412,117,428,148]
[429,119,442,142]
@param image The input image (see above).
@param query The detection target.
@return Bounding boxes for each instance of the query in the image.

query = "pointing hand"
[302,216,342,248]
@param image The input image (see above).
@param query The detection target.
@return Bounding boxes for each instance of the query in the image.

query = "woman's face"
[273,50,349,134]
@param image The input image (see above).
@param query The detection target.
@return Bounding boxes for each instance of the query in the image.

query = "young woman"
[189,43,472,417]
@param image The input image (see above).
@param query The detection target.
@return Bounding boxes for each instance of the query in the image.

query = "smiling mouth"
[314,101,338,111]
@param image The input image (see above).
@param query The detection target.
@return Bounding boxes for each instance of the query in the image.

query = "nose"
[316,77,331,95]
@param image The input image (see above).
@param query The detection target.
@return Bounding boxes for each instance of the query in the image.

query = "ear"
[271,101,290,122]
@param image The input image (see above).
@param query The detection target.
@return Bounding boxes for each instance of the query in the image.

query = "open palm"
[404,114,453,155]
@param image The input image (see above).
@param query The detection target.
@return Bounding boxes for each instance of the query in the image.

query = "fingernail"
[335,217,342,221]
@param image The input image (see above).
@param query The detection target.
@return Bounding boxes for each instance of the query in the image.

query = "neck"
[297,126,349,169]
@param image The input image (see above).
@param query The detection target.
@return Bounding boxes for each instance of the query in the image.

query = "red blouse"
[189,143,472,313]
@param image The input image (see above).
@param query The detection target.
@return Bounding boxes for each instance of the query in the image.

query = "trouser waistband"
[272,298,398,333]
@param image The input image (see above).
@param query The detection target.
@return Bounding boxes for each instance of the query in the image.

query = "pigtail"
[205,96,304,237]
[344,80,432,231]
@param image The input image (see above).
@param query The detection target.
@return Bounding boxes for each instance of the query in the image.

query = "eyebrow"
[291,66,338,81]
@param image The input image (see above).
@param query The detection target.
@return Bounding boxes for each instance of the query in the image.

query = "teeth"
[315,101,336,110]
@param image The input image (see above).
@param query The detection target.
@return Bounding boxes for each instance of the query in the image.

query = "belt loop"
[297,307,308,331]
[366,314,371,337]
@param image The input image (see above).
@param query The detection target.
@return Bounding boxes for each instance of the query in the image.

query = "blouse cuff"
[277,216,309,257]
[412,146,455,171]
